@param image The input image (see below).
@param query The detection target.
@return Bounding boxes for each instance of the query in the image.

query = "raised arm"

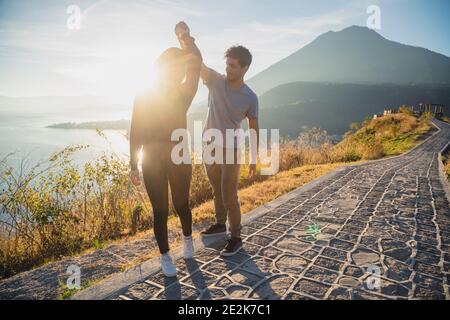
[175,22,221,91]
[175,22,203,108]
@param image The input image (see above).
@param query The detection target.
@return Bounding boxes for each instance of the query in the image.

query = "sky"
[0,0,449,103]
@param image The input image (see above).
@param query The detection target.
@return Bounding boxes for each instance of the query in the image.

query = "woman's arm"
[175,22,203,108]
[129,95,143,171]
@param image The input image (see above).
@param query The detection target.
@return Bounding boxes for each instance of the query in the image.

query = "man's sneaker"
[220,237,242,257]
[200,223,227,238]
[160,253,177,277]
[183,235,195,259]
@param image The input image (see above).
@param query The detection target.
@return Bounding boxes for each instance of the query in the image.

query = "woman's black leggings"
[141,143,192,255]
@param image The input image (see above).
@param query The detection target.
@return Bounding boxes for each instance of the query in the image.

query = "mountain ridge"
[189,25,450,114]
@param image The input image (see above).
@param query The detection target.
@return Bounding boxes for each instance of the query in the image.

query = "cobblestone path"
[110,119,450,300]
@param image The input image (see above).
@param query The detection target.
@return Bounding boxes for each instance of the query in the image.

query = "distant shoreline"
[46,119,130,130]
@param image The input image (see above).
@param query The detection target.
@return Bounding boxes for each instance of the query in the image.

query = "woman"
[129,22,202,277]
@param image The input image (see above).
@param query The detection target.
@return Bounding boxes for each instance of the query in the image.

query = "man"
[129,22,202,277]
[200,45,260,257]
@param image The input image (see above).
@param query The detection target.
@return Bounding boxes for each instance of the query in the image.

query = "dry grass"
[442,153,450,181]
[331,110,432,161]
[445,160,450,181]
[443,117,450,124]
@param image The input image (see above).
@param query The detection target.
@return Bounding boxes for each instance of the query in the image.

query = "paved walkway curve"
[99,119,450,300]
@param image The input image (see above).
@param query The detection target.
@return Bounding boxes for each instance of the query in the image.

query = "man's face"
[225,57,248,81]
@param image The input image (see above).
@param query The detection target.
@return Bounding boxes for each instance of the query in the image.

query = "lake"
[0,97,132,173]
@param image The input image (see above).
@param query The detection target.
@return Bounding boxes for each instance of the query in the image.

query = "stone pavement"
[1,119,448,300]
[93,119,450,300]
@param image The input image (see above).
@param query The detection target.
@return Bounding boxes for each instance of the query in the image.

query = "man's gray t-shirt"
[203,69,258,148]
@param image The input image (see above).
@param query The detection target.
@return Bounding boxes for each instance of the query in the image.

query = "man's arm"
[200,63,211,84]
[200,63,222,89]
[248,117,259,177]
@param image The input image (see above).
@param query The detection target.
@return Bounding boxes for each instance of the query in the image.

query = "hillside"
[248,25,450,95]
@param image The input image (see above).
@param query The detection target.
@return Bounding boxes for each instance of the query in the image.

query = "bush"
[0,144,150,278]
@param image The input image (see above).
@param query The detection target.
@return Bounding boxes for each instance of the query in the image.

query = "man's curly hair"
[225,45,252,68]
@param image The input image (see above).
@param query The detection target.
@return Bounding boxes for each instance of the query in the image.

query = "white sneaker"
[160,253,177,277]
[183,235,195,259]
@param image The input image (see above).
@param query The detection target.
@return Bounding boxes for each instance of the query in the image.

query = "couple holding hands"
[129,22,259,277]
